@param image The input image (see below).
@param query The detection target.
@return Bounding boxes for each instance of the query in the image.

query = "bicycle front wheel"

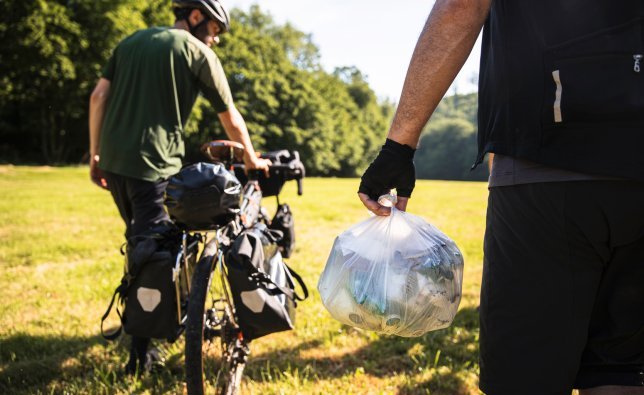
[184,240,248,395]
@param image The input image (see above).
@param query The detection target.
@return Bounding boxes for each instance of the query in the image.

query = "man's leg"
[573,182,644,393]
[479,182,606,395]
[104,172,170,374]
[103,172,134,239]
[480,181,644,394]
[124,176,171,373]
[125,177,170,236]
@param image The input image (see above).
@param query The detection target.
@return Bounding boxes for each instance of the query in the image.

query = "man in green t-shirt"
[88,0,270,374]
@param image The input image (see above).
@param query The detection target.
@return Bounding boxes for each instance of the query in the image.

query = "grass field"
[0,165,490,394]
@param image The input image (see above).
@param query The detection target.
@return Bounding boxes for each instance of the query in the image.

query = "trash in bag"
[318,199,464,337]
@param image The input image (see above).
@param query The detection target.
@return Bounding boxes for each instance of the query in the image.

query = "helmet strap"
[188,17,209,36]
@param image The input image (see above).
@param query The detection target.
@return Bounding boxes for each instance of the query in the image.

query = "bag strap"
[250,271,296,300]
[284,263,309,301]
[100,280,128,341]
[250,263,309,302]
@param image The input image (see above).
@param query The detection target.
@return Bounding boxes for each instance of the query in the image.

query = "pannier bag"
[165,162,242,230]
[225,223,308,340]
[234,150,305,197]
[318,202,464,337]
[101,223,198,342]
[270,203,295,258]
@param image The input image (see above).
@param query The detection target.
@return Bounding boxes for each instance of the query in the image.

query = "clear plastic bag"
[318,205,463,337]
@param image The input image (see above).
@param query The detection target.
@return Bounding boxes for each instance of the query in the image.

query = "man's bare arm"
[89,78,111,189]
[388,0,492,148]
[358,0,491,214]
[217,107,271,173]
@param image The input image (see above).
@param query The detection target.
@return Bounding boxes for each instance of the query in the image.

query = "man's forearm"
[388,0,491,148]
[218,107,258,161]
[89,79,111,157]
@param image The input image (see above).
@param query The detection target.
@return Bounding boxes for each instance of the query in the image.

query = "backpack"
[225,223,308,340]
[101,223,197,342]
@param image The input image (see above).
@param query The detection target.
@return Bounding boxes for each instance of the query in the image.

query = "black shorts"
[479,181,644,395]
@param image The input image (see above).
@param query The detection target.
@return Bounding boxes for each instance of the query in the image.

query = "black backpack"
[101,223,197,342]
[225,223,308,340]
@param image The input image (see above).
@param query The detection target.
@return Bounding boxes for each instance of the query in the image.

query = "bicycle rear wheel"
[185,240,249,395]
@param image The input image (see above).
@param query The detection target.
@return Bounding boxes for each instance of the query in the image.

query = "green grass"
[0,165,489,394]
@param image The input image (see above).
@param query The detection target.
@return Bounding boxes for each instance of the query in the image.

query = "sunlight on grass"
[0,165,489,394]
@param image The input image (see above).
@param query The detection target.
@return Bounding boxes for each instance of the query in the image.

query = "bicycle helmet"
[173,0,230,33]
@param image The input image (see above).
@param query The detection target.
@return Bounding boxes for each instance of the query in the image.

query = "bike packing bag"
[225,223,308,340]
[269,203,295,258]
[101,223,196,342]
[234,150,305,197]
[165,162,242,230]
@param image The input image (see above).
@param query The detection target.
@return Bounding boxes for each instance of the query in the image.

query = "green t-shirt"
[99,27,233,181]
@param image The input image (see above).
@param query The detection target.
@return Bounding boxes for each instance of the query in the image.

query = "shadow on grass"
[245,306,480,394]
[0,332,107,393]
[0,332,189,394]
[0,308,479,394]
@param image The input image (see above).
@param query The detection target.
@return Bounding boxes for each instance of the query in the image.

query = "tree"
[0,0,172,163]
[415,118,488,181]
[0,2,394,177]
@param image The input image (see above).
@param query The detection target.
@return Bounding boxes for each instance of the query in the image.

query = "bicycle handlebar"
[232,163,304,196]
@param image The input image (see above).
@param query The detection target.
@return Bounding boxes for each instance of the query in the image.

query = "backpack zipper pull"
[634,54,642,73]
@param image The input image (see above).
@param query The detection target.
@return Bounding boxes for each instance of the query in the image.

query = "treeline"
[0,1,392,176]
[418,92,489,181]
[0,0,486,180]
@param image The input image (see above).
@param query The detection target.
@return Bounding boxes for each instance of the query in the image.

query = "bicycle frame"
[182,178,262,395]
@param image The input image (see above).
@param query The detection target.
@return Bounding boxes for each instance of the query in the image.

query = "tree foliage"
[415,92,489,181]
[1,2,483,180]
[0,2,391,176]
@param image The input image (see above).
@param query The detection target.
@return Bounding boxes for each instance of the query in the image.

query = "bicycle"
[100,140,304,393]
[173,140,305,395]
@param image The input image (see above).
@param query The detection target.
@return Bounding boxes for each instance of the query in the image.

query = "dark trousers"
[480,181,644,395]
[104,171,170,368]
[104,172,170,239]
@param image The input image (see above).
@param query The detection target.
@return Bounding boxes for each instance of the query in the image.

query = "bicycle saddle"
[201,140,245,165]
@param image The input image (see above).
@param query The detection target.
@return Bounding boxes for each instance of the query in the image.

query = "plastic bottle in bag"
[318,201,464,337]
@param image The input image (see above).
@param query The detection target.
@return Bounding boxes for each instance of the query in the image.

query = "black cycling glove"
[358,138,416,200]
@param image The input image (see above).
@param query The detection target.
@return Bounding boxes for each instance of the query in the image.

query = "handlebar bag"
[234,150,305,197]
[225,223,308,340]
[165,162,242,230]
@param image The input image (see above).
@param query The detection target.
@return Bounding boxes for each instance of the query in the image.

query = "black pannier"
[225,223,308,340]
[101,223,199,342]
[234,150,305,197]
[165,162,242,230]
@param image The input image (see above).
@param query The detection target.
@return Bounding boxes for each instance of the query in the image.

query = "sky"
[224,0,482,101]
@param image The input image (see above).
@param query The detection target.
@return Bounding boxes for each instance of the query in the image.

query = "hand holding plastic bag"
[318,205,463,337]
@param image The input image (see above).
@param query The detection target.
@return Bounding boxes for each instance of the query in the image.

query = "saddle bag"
[225,223,308,340]
[165,162,242,230]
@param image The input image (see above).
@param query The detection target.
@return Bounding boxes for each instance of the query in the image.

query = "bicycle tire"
[185,240,247,395]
